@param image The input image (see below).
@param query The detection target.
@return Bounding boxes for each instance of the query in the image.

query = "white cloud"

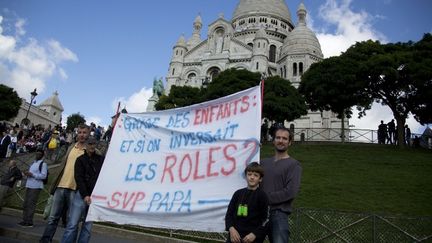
[47,39,78,62]
[315,0,387,57]
[112,87,153,114]
[0,17,16,58]
[58,67,68,79]
[0,14,77,100]
[14,18,25,37]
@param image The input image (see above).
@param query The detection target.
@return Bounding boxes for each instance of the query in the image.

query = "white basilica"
[150,0,346,131]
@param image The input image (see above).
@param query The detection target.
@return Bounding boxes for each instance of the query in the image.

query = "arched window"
[256,62,259,70]
[258,42,260,48]
[283,65,287,78]
[207,67,221,81]
[172,68,175,75]
[176,50,178,55]
[293,63,297,76]
[269,45,276,62]
[299,62,304,75]
[187,73,196,83]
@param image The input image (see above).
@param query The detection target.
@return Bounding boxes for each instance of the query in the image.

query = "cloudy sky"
[0,0,431,133]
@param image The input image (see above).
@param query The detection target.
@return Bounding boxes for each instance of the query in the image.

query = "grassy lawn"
[260,142,432,216]
[5,143,431,218]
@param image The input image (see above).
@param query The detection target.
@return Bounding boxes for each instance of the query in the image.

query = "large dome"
[232,0,292,24]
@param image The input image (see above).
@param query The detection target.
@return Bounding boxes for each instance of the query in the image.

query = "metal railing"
[290,128,423,144]
[289,208,432,243]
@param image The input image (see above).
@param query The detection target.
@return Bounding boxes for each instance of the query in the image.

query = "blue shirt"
[25,159,47,189]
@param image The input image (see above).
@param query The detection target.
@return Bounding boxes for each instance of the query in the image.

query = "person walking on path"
[387,119,396,144]
[225,162,269,243]
[61,136,104,243]
[40,124,90,243]
[377,120,387,144]
[0,159,23,210]
[260,127,302,243]
[405,124,411,146]
[18,150,48,227]
[0,130,11,161]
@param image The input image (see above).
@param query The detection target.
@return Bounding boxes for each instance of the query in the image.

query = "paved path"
[0,208,195,243]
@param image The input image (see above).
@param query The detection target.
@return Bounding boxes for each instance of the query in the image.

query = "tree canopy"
[264,76,307,123]
[407,34,432,125]
[299,55,372,141]
[155,85,203,110]
[66,113,86,131]
[342,34,432,146]
[300,56,372,119]
[202,68,261,102]
[0,84,22,122]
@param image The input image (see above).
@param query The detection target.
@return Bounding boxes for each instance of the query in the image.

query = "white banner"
[87,85,262,232]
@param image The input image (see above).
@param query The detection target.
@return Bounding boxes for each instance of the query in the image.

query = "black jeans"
[22,188,42,224]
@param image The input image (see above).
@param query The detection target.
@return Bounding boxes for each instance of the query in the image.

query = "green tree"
[343,34,432,147]
[408,34,432,125]
[299,56,372,142]
[66,113,86,131]
[202,68,261,101]
[0,84,22,121]
[155,85,203,110]
[264,76,307,123]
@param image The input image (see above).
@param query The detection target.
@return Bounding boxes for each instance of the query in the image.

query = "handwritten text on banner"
[87,85,262,232]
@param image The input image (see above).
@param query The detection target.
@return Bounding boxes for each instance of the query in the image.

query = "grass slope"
[260,143,432,216]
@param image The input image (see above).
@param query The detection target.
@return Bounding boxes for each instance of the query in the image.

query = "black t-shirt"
[225,187,269,240]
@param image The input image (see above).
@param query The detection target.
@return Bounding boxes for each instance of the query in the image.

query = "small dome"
[175,35,186,47]
[282,3,323,57]
[39,91,64,111]
[194,14,202,24]
[283,25,323,57]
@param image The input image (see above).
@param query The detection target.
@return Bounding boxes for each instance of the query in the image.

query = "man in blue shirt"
[18,150,48,227]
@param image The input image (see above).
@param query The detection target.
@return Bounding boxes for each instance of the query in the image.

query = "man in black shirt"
[261,127,302,243]
[61,136,104,243]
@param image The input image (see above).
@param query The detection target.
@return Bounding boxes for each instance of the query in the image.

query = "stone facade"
[10,91,64,128]
[155,0,347,130]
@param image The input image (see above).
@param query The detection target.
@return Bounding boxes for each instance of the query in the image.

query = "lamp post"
[22,88,38,125]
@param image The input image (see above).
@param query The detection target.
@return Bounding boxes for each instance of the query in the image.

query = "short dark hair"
[274,127,294,142]
[78,123,89,130]
[244,162,264,178]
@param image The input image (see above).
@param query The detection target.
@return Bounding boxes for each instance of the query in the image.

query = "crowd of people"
[0,121,111,163]
[377,119,416,146]
[0,121,108,243]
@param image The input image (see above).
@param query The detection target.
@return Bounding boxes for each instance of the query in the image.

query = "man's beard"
[275,146,288,153]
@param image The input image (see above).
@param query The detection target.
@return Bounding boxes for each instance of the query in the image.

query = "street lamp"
[22,88,38,125]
